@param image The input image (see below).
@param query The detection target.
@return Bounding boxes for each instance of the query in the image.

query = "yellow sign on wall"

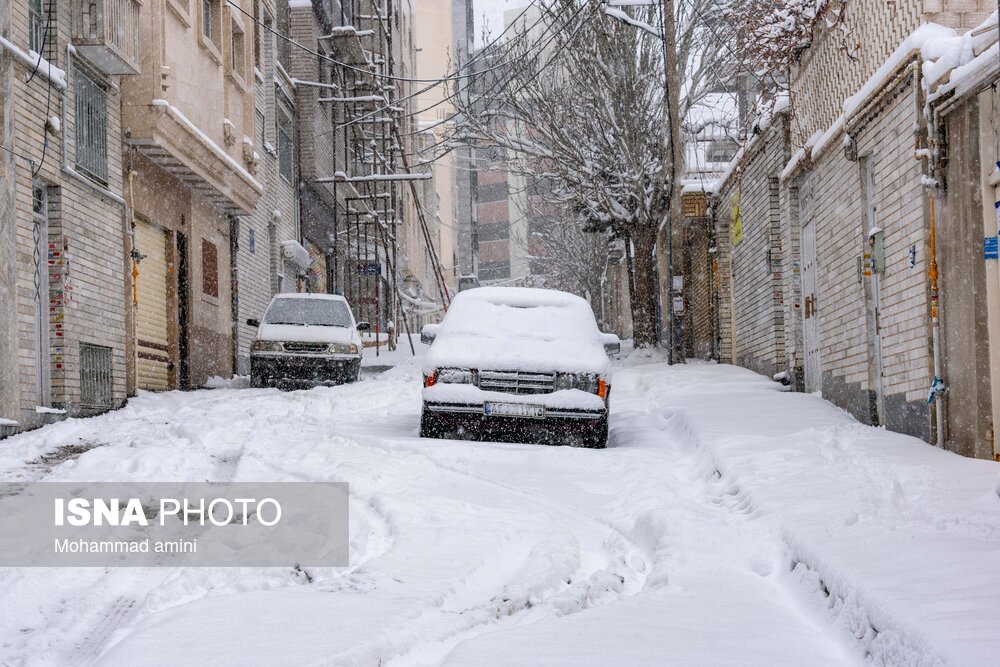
[731,192,743,246]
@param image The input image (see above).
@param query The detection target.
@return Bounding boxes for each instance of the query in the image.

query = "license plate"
[484,402,545,419]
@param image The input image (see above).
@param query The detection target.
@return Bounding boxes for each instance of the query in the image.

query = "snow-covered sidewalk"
[0,357,996,666]
[614,362,1000,667]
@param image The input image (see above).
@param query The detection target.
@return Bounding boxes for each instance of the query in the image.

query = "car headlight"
[436,368,477,384]
[554,373,599,394]
[329,343,359,355]
[252,340,283,352]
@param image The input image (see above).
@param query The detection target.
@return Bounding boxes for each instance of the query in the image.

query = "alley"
[0,354,996,666]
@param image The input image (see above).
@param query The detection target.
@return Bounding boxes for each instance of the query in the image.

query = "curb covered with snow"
[636,362,1000,667]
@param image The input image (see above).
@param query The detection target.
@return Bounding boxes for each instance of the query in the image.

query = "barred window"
[74,67,108,183]
[202,239,219,297]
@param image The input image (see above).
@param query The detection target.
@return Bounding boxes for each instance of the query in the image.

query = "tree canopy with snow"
[450,0,731,347]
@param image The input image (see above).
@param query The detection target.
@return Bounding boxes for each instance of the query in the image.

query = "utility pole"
[658,0,683,364]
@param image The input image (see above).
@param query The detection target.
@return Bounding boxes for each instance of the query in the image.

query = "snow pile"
[423,287,610,376]
[624,361,1000,667]
[203,375,250,389]
[0,37,67,89]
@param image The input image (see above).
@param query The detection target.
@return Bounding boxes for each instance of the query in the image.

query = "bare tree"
[727,0,842,75]
[451,0,731,347]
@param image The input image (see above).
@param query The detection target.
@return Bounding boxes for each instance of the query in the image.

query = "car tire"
[419,410,442,439]
[581,416,609,449]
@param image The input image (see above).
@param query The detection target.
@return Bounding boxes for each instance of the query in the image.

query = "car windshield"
[264,298,352,327]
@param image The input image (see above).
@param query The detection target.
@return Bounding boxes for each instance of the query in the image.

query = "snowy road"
[1,355,998,666]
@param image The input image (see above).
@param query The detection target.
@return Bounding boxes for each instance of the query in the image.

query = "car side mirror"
[420,323,440,345]
[356,321,371,332]
[246,318,260,327]
[602,333,621,357]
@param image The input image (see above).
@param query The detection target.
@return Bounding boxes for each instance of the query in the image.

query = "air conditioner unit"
[281,241,312,271]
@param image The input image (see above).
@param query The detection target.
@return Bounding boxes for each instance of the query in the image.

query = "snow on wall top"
[423,287,610,376]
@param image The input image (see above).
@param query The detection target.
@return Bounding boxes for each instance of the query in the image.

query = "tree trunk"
[630,226,660,348]
[657,0,684,363]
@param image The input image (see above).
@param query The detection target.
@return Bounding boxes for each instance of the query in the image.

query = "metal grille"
[282,342,329,354]
[477,371,556,395]
[80,343,113,410]
[74,67,108,183]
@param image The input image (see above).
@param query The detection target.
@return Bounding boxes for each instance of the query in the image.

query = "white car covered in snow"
[419,287,620,448]
[248,293,369,388]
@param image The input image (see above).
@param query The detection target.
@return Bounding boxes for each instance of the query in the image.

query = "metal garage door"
[135,220,170,390]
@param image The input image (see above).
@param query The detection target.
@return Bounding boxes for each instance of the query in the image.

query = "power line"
[321,1,568,137]
[392,2,583,140]
[226,0,539,87]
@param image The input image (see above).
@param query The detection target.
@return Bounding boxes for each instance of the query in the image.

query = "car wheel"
[419,410,442,439]
[581,416,609,449]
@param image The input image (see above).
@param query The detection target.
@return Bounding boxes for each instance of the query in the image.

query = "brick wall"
[5,0,128,426]
[717,121,789,377]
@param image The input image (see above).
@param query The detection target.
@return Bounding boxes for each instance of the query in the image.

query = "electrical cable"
[226,0,539,86]
[319,0,570,138]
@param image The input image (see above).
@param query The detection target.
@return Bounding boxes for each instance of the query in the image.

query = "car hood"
[257,323,360,345]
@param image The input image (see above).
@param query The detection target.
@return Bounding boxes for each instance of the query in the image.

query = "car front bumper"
[421,402,606,445]
[251,353,361,387]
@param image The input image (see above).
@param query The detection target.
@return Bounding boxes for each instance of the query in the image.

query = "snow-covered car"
[248,293,369,388]
[419,287,620,448]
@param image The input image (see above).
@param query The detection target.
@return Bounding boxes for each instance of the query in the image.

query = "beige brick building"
[708,0,998,457]
[2,0,137,430]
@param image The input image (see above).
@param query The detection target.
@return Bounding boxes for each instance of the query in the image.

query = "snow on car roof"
[271,292,348,302]
[423,287,610,375]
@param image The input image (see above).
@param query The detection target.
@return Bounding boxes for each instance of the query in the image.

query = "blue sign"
[986,236,998,261]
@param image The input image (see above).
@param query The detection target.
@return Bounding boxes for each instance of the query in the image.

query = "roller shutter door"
[135,220,170,390]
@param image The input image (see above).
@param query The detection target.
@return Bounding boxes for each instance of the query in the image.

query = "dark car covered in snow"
[419,287,620,448]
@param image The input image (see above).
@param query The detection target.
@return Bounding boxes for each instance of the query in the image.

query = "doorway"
[801,216,822,392]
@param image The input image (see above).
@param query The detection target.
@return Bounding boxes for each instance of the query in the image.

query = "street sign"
[357,262,381,275]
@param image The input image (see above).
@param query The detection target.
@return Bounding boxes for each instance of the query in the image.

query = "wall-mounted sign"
[731,193,743,246]
[986,236,998,261]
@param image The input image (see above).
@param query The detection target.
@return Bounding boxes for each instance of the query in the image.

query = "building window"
[706,140,738,164]
[202,239,219,297]
[275,0,290,71]
[74,66,108,184]
[276,98,294,183]
[202,0,220,46]
[28,0,45,53]
[479,260,511,282]
[230,19,246,79]
[253,0,262,69]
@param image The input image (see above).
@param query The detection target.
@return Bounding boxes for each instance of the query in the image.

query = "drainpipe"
[928,193,946,447]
